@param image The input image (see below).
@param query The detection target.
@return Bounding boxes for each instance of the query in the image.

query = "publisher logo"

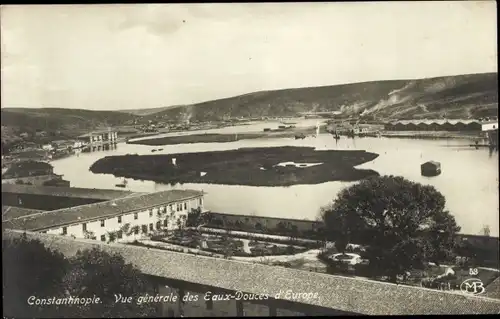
[460,278,486,295]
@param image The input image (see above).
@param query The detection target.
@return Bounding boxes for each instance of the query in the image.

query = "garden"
[317,247,499,291]
[146,228,311,258]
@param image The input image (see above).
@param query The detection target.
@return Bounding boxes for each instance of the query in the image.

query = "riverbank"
[90,146,379,186]
[126,126,324,146]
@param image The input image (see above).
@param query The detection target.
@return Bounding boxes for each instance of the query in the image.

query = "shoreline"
[126,128,485,146]
[126,127,323,146]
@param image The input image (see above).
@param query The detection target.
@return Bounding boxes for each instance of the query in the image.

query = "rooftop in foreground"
[2,189,204,231]
[1,184,144,201]
[4,230,500,315]
[2,206,46,221]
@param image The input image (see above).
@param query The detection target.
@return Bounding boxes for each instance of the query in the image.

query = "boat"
[151,149,157,153]
[115,178,128,188]
[294,133,306,140]
[158,148,164,151]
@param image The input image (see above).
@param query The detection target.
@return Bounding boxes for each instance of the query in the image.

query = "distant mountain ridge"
[140,72,498,121]
[1,73,497,141]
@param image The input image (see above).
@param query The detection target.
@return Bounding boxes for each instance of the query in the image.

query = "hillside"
[118,105,185,116]
[1,108,138,141]
[143,73,498,121]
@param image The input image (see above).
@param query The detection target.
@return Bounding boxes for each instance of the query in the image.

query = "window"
[156,221,161,230]
[169,204,173,212]
[62,227,67,235]
[149,210,153,217]
[117,231,123,239]
[134,213,138,220]
[82,223,87,232]
[142,225,148,233]
[41,231,47,234]
[100,219,105,227]
[163,219,168,227]
[199,198,203,206]
[184,202,187,210]
[149,223,153,231]
[101,235,106,242]
[134,227,139,235]
[117,216,122,224]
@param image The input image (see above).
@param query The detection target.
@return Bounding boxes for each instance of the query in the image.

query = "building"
[4,230,500,316]
[1,184,144,210]
[2,161,70,188]
[421,161,441,177]
[384,119,486,131]
[2,188,204,244]
[77,128,118,149]
[481,121,498,132]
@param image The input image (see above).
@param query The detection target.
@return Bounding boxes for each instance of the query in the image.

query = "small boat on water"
[294,133,306,140]
[158,148,164,151]
[151,149,157,153]
[115,179,128,188]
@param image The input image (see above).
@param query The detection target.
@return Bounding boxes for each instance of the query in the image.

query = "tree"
[289,225,299,242]
[61,248,157,318]
[2,235,69,318]
[481,225,491,236]
[320,175,460,283]
[186,207,202,227]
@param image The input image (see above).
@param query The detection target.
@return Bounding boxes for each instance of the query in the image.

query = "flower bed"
[199,228,322,249]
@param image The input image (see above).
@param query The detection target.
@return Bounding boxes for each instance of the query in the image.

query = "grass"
[89,146,379,186]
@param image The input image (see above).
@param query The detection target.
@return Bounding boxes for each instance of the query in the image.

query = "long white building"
[3,189,205,243]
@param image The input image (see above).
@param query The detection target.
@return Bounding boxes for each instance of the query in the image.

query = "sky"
[0,2,497,110]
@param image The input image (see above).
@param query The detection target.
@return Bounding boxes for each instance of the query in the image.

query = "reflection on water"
[51,131,499,236]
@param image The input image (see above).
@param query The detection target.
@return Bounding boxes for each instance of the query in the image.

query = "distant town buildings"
[384,119,498,132]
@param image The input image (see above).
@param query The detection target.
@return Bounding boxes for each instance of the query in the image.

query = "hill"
[118,105,185,116]
[1,108,138,142]
[142,73,498,121]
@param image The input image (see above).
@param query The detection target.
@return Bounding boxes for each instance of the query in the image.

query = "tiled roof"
[3,189,203,231]
[2,206,46,221]
[1,184,143,201]
[4,230,500,315]
[485,277,500,299]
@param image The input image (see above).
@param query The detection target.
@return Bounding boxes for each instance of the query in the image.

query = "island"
[126,127,323,146]
[89,146,379,187]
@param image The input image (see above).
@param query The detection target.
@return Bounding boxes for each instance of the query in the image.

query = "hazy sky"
[1,2,497,110]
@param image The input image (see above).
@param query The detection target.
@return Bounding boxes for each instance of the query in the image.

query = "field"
[89,146,379,186]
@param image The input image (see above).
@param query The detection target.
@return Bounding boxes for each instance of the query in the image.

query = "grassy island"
[90,146,379,187]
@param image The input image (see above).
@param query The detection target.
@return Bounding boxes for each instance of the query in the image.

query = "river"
[51,122,499,236]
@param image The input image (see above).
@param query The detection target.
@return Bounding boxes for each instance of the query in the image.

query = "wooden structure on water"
[421,161,441,177]
[77,128,118,152]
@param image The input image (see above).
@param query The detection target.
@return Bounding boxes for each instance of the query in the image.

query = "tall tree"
[61,248,157,318]
[2,235,69,318]
[320,175,460,282]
